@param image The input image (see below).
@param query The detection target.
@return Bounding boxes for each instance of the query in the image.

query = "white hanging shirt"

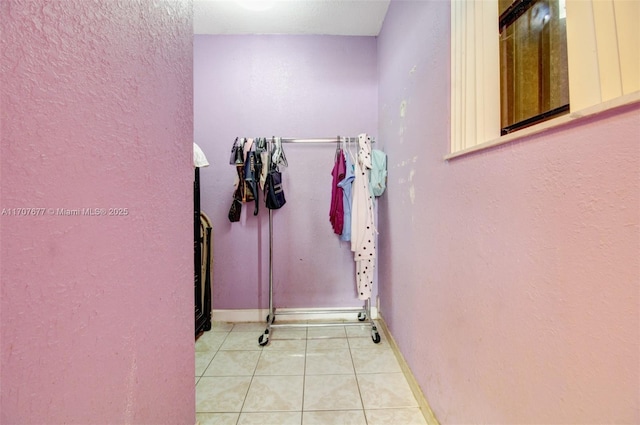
[350,134,376,300]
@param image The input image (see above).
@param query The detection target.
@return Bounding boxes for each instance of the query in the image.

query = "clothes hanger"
[346,136,356,163]
[271,137,288,169]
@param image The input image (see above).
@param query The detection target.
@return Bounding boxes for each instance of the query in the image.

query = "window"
[449,0,640,157]
[499,0,570,134]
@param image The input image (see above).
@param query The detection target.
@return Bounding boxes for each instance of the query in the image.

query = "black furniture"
[195,168,212,336]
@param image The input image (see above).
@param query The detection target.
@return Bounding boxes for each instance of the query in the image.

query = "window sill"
[445,91,640,161]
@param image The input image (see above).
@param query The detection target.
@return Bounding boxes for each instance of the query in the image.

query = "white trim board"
[378,315,440,425]
[212,307,379,323]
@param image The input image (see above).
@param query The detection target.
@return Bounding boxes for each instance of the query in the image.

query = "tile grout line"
[196,327,234,418]
[300,327,308,425]
[198,323,424,423]
[234,325,266,425]
[347,327,370,425]
[196,328,229,381]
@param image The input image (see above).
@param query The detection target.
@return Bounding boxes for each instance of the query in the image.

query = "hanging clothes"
[228,138,246,222]
[256,138,269,191]
[230,137,249,200]
[338,145,355,242]
[351,134,376,300]
[369,149,387,197]
[244,149,259,216]
[271,137,288,170]
[240,138,255,203]
[329,149,346,235]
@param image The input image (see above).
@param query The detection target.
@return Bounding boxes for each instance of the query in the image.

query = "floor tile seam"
[202,349,261,377]
[300,407,367,412]
[197,331,236,377]
[261,348,308,353]
[240,406,303,414]
[195,348,221,358]
[252,346,270,376]
[346,337,384,378]
[235,366,258,420]
[203,324,255,418]
[304,372,357,376]
[255,347,307,375]
[197,350,219,378]
[215,408,398,413]
[347,340,392,347]
[203,354,261,375]
[195,349,223,354]
[304,346,352,351]
[346,334,359,377]
[344,341,369,423]
[195,330,230,345]
[219,348,263,352]
[202,373,256,377]
[348,343,390,351]
[220,335,266,349]
[364,407,425,411]
[304,351,356,375]
[208,330,232,356]
[300,329,308,425]
[352,363,369,424]
[236,334,308,417]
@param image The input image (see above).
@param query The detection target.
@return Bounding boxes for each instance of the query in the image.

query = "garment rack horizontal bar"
[278,137,375,144]
[272,307,366,316]
[269,321,374,329]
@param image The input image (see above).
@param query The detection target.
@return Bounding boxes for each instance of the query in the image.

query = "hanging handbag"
[228,198,242,222]
[265,167,286,210]
[242,151,256,203]
[228,165,244,222]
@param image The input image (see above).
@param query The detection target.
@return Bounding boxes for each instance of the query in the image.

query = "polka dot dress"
[351,134,376,300]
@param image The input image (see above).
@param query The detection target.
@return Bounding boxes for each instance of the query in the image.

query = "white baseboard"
[212,307,378,323]
[377,315,440,425]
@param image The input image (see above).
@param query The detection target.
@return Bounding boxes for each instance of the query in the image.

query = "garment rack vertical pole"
[258,136,381,346]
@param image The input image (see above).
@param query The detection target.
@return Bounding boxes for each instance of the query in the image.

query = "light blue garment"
[337,152,355,242]
[369,149,387,197]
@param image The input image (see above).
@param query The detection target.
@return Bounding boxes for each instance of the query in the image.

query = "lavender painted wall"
[194,35,378,310]
[1,1,194,424]
[377,1,639,423]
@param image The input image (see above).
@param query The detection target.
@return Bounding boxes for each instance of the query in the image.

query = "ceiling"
[194,0,391,36]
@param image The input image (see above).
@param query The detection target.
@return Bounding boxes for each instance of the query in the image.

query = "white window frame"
[448,0,640,159]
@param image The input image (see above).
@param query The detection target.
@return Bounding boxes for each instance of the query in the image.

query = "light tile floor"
[195,321,428,425]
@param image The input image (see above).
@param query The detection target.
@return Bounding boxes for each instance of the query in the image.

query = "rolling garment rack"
[258,136,381,346]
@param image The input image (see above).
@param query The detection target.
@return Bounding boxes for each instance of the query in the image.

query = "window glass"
[499,0,570,134]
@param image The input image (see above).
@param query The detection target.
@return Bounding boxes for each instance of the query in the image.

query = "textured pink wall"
[194,35,378,310]
[0,1,194,424]
[377,1,639,424]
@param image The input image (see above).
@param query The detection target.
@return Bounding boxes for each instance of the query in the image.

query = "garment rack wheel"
[371,325,381,344]
[258,331,269,346]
